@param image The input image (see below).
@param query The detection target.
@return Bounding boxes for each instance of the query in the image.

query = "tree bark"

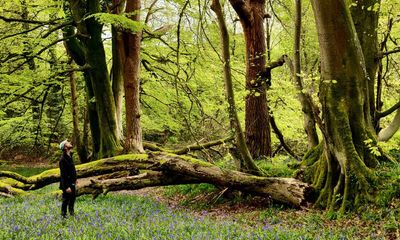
[112,27,125,141]
[62,25,101,159]
[211,0,260,175]
[122,0,144,153]
[111,0,126,141]
[304,0,381,213]
[62,27,101,159]
[0,153,312,207]
[229,0,272,158]
[293,0,319,148]
[68,61,89,163]
[350,0,381,125]
[68,0,121,158]
[84,73,102,160]
[378,109,400,141]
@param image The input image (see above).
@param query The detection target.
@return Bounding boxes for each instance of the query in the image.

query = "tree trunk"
[62,25,101,160]
[303,0,380,213]
[378,109,400,141]
[0,153,312,207]
[82,98,90,156]
[211,0,260,175]
[229,0,272,158]
[350,0,400,142]
[84,73,102,160]
[350,0,381,125]
[111,0,125,141]
[69,0,121,158]
[112,27,125,141]
[68,61,89,163]
[293,0,319,148]
[85,20,120,158]
[122,0,144,153]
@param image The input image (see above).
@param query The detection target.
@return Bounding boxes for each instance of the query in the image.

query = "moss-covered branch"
[143,136,234,154]
[0,154,147,189]
[0,181,28,197]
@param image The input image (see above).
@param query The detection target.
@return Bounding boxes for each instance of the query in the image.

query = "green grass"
[3,188,399,239]
[0,165,52,177]
[257,155,298,177]
[0,159,399,239]
[2,192,394,240]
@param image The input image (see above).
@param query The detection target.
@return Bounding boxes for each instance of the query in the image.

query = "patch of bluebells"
[0,194,358,239]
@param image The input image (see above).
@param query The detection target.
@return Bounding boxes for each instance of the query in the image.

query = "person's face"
[64,141,73,150]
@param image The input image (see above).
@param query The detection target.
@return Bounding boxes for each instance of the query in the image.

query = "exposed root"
[301,142,379,213]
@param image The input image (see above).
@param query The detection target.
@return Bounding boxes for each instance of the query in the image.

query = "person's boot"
[69,206,74,216]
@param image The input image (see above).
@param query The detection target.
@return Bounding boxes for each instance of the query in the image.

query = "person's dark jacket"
[59,152,77,190]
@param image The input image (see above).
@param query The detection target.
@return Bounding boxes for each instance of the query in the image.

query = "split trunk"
[302,0,381,213]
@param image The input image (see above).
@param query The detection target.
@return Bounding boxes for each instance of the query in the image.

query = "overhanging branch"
[0,16,63,24]
[143,136,234,154]
[377,47,400,59]
[228,0,252,26]
[7,35,77,74]
[265,54,287,70]
[270,115,301,161]
[376,99,400,119]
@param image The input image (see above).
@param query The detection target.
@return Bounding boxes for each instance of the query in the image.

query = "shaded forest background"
[1,0,398,162]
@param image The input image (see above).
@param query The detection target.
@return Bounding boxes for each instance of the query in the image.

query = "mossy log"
[0,153,312,207]
[0,155,143,189]
[76,171,201,198]
[0,181,28,197]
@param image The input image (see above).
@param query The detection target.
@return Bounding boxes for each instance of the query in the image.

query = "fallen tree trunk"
[0,181,28,197]
[0,155,143,189]
[77,171,201,198]
[0,153,312,207]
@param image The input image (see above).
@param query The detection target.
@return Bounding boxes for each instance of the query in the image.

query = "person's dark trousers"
[61,185,76,217]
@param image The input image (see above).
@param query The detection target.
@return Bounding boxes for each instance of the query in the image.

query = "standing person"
[59,139,77,218]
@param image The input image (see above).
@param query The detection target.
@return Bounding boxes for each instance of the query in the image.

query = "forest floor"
[1,156,399,239]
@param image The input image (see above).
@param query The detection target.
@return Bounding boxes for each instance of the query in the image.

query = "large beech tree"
[121,0,144,153]
[228,0,272,158]
[65,0,120,158]
[302,0,387,213]
[110,0,144,153]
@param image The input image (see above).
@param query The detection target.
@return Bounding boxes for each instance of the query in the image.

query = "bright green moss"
[0,178,28,189]
[113,154,148,161]
[28,169,60,183]
[0,181,28,196]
